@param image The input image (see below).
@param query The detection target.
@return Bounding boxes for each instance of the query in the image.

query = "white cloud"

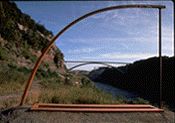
[92,5,157,28]
[67,47,99,54]
[80,52,157,63]
[100,53,156,59]
[56,1,173,61]
[66,37,156,44]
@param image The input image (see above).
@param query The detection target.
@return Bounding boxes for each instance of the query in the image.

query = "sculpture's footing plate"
[30,103,164,112]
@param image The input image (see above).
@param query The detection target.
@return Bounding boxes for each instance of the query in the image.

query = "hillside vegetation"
[89,56,174,110]
[0,1,64,68]
[0,1,135,109]
[0,1,70,108]
[0,1,66,97]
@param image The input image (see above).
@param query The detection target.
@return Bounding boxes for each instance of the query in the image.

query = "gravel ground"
[0,107,174,123]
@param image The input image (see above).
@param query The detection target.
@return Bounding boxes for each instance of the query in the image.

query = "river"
[94,82,138,99]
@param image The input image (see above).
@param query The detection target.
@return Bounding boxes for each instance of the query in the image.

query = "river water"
[94,82,138,99]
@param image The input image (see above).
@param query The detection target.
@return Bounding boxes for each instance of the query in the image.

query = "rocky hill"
[0,1,66,79]
[0,2,93,106]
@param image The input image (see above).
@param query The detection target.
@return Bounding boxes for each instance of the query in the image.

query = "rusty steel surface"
[30,103,164,112]
[20,4,165,112]
[158,8,163,109]
[33,103,155,108]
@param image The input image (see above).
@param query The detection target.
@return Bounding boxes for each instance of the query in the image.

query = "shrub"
[21,48,30,59]
[30,54,37,62]
[81,76,94,87]
[0,47,8,60]
[131,98,149,104]
[53,52,63,68]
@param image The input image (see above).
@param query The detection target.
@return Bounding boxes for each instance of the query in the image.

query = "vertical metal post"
[158,8,162,109]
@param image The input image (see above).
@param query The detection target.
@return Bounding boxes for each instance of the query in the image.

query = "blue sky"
[16,1,174,70]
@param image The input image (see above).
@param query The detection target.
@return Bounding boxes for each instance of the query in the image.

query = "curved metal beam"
[20,4,165,106]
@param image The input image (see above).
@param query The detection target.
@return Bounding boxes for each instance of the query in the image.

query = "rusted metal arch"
[20,4,165,107]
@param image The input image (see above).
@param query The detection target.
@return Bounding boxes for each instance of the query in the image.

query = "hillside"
[0,1,118,110]
[89,56,175,110]
[0,1,65,72]
[0,1,79,106]
[0,1,71,108]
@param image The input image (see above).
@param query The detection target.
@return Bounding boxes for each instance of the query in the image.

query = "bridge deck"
[65,61,131,64]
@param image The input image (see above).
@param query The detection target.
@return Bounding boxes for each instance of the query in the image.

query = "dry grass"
[0,82,24,109]
[0,82,24,96]
[0,98,19,109]
[0,90,41,109]
[38,84,126,104]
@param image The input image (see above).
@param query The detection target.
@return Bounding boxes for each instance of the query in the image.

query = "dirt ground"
[0,107,174,123]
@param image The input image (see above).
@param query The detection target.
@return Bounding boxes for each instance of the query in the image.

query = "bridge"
[65,60,131,73]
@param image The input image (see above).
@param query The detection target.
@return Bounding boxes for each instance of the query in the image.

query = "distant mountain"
[89,56,174,109]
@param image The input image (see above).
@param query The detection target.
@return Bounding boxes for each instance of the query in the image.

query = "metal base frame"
[31,103,164,112]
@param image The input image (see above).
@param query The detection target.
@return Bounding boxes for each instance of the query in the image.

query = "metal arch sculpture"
[20,4,165,109]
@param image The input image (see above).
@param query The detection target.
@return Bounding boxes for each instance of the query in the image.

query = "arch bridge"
[65,60,130,73]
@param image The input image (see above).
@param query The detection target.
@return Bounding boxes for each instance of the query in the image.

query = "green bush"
[17,67,31,75]
[21,48,30,59]
[81,76,94,87]
[132,97,149,104]
[0,47,8,60]
[51,96,60,103]
[53,52,63,68]
[30,54,37,62]
[36,68,61,81]
[44,63,49,69]
[21,48,37,62]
